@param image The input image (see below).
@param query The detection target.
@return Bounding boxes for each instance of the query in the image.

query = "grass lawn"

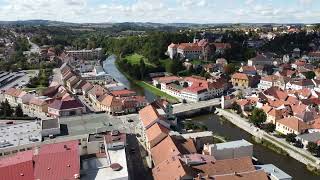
[125,53,155,67]
[136,81,179,103]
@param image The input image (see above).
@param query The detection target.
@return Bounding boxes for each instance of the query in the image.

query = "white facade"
[203,139,253,160]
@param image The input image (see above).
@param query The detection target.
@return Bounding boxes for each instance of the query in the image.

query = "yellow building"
[231,73,250,88]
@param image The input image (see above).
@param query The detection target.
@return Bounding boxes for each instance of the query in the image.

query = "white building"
[255,164,292,180]
[203,139,253,160]
[66,48,103,60]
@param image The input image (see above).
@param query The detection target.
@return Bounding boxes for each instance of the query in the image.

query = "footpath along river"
[103,56,319,179]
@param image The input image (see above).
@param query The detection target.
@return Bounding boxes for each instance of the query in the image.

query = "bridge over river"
[173,98,220,116]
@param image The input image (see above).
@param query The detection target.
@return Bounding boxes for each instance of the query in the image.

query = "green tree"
[224,63,237,76]
[285,133,297,143]
[231,102,242,114]
[139,59,146,80]
[306,142,319,155]
[304,71,316,79]
[249,108,267,127]
[263,123,276,133]
[15,104,24,117]
[1,99,14,117]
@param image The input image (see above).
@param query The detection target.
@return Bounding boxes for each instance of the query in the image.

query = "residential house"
[308,51,320,62]
[28,97,49,114]
[297,132,320,149]
[212,43,231,54]
[247,54,273,66]
[286,79,315,90]
[66,76,81,91]
[98,95,123,115]
[87,85,108,107]
[81,81,94,96]
[71,80,87,94]
[231,73,258,88]
[276,117,309,135]
[4,88,27,107]
[48,99,85,117]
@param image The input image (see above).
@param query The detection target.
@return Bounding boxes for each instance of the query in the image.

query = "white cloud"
[0,0,319,23]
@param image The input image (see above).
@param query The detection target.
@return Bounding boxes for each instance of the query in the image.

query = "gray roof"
[255,164,292,180]
[213,139,252,150]
[42,119,60,130]
[297,132,320,143]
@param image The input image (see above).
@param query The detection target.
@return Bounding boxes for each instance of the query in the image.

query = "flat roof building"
[203,139,253,160]
[255,164,292,180]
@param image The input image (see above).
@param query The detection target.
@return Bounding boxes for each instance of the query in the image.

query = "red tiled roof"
[146,123,170,144]
[232,73,249,80]
[192,157,255,177]
[277,117,309,132]
[0,151,34,180]
[111,89,136,97]
[34,141,80,180]
[5,88,26,98]
[153,76,181,84]
[213,170,268,180]
[178,43,202,51]
[151,135,181,166]
[48,99,84,110]
[139,105,161,128]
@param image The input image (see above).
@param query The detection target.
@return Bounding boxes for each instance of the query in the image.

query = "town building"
[66,48,103,60]
[231,73,258,88]
[255,164,292,180]
[276,117,309,135]
[248,54,274,66]
[48,99,86,117]
[203,139,253,160]
[167,39,211,60]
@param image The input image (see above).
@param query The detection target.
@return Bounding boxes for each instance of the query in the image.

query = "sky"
[0,0,319,24]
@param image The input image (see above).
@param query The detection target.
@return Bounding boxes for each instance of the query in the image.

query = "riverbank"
[114,58,179,103]
[216,108,320,173]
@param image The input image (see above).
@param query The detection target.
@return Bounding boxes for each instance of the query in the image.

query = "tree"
[0,99,14,117]
[224,63,237,76]
[139,59,146,80]
[263,123,276,133]
[183,82,189,88]
[249,108,266,127]
[306,142,319,155]
[304,71,316,79]
[15,104,24,117]
[231,102,242,114]
[285,133,297,143]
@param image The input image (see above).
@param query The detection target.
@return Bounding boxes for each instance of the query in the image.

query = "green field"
[136,81,179,103]
[124,53,155,67]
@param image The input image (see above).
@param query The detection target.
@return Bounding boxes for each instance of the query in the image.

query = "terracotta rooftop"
[0,151,34,180]
[192,157,255,177]
[5,88,26,98]
[151,135,181,166]
[152,156,194,180]
[111,89,136,97]
[232,73,249,80]
[139,105,162,128]
[48,99,84,110]
[277,117,309,132]
[146,123,170,144]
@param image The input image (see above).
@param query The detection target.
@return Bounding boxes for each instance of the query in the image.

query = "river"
[102,56,319,179]
[102,55,157,102]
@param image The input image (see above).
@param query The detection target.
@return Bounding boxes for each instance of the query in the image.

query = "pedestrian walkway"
[216,108,320,169]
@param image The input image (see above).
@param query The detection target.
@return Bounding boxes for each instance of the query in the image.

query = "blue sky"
[0,0,319,23]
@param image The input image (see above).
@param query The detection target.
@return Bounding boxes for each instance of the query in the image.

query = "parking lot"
[0,70,39,90]
[59,113,142,136]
